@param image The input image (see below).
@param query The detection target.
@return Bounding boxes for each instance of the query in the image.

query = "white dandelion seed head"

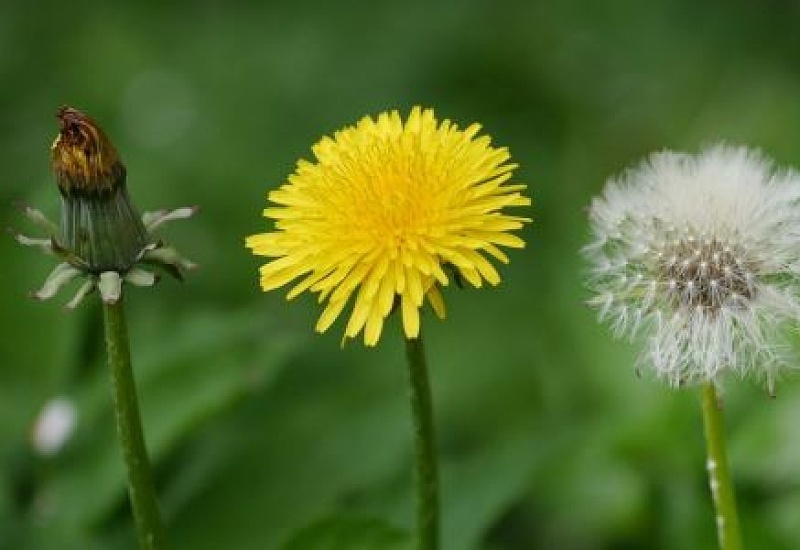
[585,144,800,387]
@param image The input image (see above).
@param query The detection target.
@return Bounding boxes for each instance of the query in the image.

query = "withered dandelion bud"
[52,106,125,195]
[52,107,148,273]
[13,106,196,306]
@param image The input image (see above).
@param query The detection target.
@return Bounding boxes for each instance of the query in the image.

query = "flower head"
[13,106,196,306]
[585,145,800,390]
[53,106,150,273]
[246,107,530,346]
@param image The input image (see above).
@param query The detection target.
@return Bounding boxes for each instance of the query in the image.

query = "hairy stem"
[103,298,167,549]
[405,335,440,550]
[701,383,743,550]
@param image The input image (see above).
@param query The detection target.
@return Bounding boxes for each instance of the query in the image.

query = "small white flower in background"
[585,145,800,392]
[31,397,78,456]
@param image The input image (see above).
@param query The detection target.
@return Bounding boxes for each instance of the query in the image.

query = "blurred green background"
[3,1,800,548]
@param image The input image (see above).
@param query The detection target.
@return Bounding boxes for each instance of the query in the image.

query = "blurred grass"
[3,0,800,548]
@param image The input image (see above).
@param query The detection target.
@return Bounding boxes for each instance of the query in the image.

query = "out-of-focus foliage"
[2,1,800,548]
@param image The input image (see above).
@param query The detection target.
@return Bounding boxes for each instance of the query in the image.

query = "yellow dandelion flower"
[246,106,530,346]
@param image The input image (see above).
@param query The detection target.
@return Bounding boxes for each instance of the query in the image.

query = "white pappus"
[584,144,800,392]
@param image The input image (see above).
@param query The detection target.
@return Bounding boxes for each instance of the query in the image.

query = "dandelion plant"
[585,145,800,549]
[14,106,196,549]
[246,106,530,549]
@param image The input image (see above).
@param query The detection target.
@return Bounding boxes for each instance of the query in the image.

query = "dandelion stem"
[405,334,439,550]
[103,297,167,549]
[701,383,743,550]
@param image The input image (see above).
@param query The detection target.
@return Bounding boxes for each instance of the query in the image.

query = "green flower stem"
[404,334,439,550]
[701,383,743,550]
[103,297,167,549]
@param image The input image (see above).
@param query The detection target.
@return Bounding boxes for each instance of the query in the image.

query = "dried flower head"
[246,107,530,346]
[585,145,800,391]
[52,106,150,273]
[53,106,126,196]
[13,106,196,306]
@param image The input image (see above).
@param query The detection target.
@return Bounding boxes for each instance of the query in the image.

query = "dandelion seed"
[585,144,800,388]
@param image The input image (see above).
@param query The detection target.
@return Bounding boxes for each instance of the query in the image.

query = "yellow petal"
[363,303,385,346]
[287,270,327,300]
[406,268,424,307]
[401,293,420,339]
[458,266,482,288]
[426,286,447,319]
[377,265,397,316]
[345,286,374,338]
[260,265,307,292]
[316,298,349,333]
[460,249,501,285]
